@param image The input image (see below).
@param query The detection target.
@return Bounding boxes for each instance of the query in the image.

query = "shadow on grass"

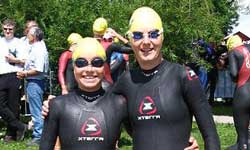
[119,136,132,147]
[210,100,233,116]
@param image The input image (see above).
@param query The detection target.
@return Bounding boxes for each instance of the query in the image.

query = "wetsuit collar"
[141,60,166,77]
[76,88,105,102]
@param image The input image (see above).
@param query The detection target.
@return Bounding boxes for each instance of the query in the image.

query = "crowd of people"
[0,19,48,147]
[1,5,250,150]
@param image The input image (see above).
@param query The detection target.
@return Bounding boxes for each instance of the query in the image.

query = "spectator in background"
[58,33,82,95]
[227,35,250,150]
[17,26,49,147]
[20,20,39,50]
[20,20,46,60]
[20,20,41,127]
[0,18,27,143]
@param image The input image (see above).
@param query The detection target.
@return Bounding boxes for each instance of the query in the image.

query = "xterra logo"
[78,117,104,142]
[138,96,160,120]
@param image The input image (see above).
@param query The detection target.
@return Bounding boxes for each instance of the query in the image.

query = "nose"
[141,33,151,44]
[85,65,94,72]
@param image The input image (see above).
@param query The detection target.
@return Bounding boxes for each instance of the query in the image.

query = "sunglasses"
[131,29,163,40]
[3,28,13,31]
[74,57,105,68]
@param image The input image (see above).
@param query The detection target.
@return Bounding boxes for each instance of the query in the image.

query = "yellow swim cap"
[67,33,83,45]
[93,17,108,35]
[226,35,243,51]
[129,7,163,32]
[72,37,106,61]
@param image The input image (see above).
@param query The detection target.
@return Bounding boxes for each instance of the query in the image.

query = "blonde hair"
[72,37,106,61]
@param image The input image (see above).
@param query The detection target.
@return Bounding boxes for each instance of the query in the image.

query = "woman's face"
[73,51,104,92]
[130,26,163,69]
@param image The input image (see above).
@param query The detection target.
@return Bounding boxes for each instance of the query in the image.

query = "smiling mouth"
[141,48,153,52]
[140,48,154,56]
[84,76,97,79]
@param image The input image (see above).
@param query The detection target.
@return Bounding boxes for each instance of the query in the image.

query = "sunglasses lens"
[4,28,13,31]
[74,57,104,68]
[91,58,104,67]
[132,32,143,40]
[75,58,88,68]
[132,30,161,40]
[150,30,160,39]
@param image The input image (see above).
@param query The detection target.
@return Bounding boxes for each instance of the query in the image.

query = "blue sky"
[232,0,250,37]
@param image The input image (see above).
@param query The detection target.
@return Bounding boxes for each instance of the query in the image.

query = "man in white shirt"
[0,19,27,143]
[17,26,48,147]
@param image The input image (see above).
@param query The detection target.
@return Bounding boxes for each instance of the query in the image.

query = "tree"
[0,0,239,92]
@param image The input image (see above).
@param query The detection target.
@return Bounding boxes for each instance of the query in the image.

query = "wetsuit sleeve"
[181,67,220,150]
[58,51,70,87]
[115,93,132,137]
[111,71,128,94]
[228,50,242,81]
[106,43,133,63]
[107,43,133,54]
[110,55,124,74]
[116,94,132,137]
[40,98,61,150]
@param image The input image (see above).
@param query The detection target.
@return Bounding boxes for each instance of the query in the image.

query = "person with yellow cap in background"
[226,35,250,150]
[92,17,113,87]
[40,37,129,150]
[93,17,129,47]
[93,17,130,84]
[58,33,82,95]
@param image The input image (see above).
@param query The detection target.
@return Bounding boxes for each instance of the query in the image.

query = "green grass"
[211,101,233,116]
[191,123,237,150]
[0,138,35,150]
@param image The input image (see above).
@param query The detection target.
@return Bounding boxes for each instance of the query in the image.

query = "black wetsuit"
[228,44,250,150]
[113,60,220,150]
[40,88,128,150]
[64,59,77,90]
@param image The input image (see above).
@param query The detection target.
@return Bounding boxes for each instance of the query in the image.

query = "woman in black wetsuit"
[227,35,250,150]
[40,37,128,150]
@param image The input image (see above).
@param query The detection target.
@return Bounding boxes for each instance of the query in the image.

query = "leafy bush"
[0,0,239,93]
